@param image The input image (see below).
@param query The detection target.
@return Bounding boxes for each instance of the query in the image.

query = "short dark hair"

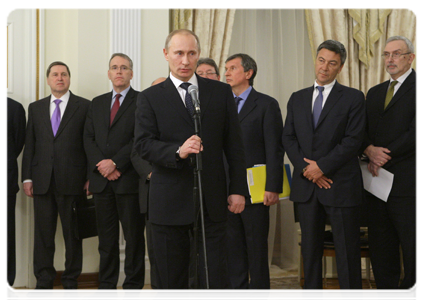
[225,53,257,86]
[197,57,220,76]
[316,40,347,65]
[46,61,71,77]
[165,29,201,53]
[109,53,133,70]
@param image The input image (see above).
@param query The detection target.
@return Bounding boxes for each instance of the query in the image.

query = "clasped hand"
[97,159,121,181]
[303,158,333,189]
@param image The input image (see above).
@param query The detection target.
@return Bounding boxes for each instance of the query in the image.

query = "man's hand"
[367,161,381,177]
[263,191,279,206]
[23,182,34,198]
[96,159,116,178]
[107,169,121,181]
[228,194,245,214]
[179,135,203,159]
[83,180,92,196]
[303,158,324,182]
[364,145,391,167]
[315,175,333,189]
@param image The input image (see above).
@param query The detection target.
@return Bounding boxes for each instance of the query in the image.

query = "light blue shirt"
[111,86,131,109]
[234,85,253,113]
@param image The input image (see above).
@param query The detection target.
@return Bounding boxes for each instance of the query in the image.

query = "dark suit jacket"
[238,88,284,201]
[282,81,365,207]
[21,92,90,195]
[84,87,139,195]
[362,69,416,197]
[134,75,249,225]
[130,148,152,214]
[8,98,26,195]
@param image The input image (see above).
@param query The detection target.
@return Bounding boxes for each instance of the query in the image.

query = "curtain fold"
[171,9,236,75]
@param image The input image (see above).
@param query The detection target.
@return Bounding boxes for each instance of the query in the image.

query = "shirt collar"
[169,73,198,90]
[390,67,412,85]
[113,86,131,99]
[50,90,70,103]
[314,79,336,91]
[233,86,252,100]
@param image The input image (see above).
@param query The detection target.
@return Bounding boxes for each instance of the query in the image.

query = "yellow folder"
[246,165,291,204]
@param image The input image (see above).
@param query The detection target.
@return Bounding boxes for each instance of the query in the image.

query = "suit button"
[106,143,109,147]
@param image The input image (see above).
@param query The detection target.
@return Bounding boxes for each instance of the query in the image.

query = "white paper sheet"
[360,161,394,202]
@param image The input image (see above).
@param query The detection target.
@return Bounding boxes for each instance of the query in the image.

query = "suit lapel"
[301,86,314,131]
[384,69,416,112]
[110,87,135,127]
[39,97,54,136]
[162,78,194,127]
[238,88,258,122]
[55,92,79,138]
[197,75,212,120]
[315,82,342,129]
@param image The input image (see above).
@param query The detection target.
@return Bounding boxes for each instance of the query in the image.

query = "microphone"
[188,85,200,113]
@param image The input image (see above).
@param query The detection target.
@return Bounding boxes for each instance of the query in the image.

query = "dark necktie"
[384,80,398,109]
[234,96,242,113]
[110,94,121,126]
[51,99,62,136]
[313,86,324,128]
[180,82,195,117]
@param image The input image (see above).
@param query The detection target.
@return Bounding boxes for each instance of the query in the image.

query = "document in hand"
[247,165,291,204]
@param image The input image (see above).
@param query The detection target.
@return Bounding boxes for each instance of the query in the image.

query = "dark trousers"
[297,192,362,289]
[150,210,228,289]
[8,194,16,287]
[367,193,416,289]
[33,180,83,289]
[227,204,270,289]
[145,219,158,289]
[94,184,145,289]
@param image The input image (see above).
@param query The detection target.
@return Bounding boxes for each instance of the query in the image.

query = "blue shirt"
[111,86,131,109]
[233,86,252,113]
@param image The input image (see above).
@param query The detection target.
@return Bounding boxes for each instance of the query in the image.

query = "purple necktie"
[313,86,324,128]
[51,99,62,136]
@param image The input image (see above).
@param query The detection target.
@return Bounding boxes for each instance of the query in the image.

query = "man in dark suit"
[21,61,90,289]
[362,36,415,289]
[282,40,365,289]
[224,53,284,289]
[7,97,26,287]
[134,29,249,289]
[84,53,145,289]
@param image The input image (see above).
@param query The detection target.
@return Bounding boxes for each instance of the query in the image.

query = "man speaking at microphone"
[134,29,249,289]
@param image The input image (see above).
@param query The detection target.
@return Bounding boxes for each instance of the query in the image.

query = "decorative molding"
[110,9,142,91]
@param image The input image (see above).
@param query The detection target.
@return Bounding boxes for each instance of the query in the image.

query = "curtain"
[171,9,236,76]
[305,9,416,94]
[229,9,315,270]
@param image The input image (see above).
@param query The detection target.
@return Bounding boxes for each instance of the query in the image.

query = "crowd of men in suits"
[7,29,415,290]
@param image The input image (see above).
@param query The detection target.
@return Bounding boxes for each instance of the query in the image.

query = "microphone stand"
[192,104,210,289]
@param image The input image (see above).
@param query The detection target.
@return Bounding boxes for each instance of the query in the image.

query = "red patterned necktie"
[110,94,121,126]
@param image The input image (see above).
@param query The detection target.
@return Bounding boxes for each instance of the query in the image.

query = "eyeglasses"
[381,52,411,59]
[110,65,132,71]
[197,72,217,76]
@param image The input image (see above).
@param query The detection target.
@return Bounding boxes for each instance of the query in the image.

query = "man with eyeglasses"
[84,53,146,289]
[362,36,416,289]
[196,57,220,80]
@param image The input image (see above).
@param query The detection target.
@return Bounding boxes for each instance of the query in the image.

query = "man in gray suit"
[22,61,90,289]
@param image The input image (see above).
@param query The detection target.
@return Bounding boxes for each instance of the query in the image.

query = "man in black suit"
[22,62,90,289]
[282,40,365,289]
[134,29,249,289]
[7,97,26,287]
[84,53,145,289]
[362,36,415,289]
[224,53,284,289]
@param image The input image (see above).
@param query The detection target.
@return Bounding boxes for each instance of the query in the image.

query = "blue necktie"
[234,96,242,113]
[313,86,324,128]
[180,82,195,117]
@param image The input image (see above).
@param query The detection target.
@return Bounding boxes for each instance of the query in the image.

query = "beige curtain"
[305,9,416,94]
[171,9,236,77]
